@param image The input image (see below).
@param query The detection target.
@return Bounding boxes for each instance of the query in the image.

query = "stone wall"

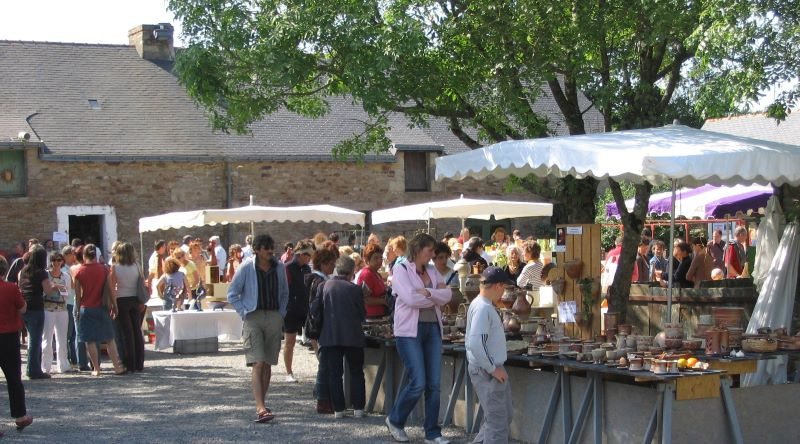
[0,149,550,266]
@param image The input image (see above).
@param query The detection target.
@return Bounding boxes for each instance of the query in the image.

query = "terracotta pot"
[501,286,517,309]
[664,323,683,339]
[503,311,521,334]
[512,290,532,320]
[727,327,743,348]
[705,328,722,355]
[443,287,464,315]
[713,307,744,329]
[604,312,621,330]
[617,324,632,335]
[463,274,481,302]
[564,259,583,279]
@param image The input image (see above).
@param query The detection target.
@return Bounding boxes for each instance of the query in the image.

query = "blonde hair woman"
[110,243,146,372]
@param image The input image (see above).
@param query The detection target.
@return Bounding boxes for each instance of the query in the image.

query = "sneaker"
[354,409,365,418]
[285,374,297,383]
[385,417,409,442]
[424,438,450,444]
[334,411,346,419]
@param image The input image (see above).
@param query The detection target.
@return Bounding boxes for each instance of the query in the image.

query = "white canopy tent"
[371,196,553,229]
[139,204,365,233]
[435,124,800,322]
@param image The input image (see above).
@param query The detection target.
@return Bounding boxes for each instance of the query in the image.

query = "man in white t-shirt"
[210,236,227,279]
[466,267,514,443]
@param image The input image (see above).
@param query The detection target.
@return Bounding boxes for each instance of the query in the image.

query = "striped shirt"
[516,261,543,290]
[255,260,279,311]
[465,296,506,373]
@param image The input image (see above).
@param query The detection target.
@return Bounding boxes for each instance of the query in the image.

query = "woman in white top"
[42,251,71,374]
[516,242,544,290]
[110,242,146,372]
[432,242,457,286]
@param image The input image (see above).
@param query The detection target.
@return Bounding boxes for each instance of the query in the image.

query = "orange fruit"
[687,357,698,368]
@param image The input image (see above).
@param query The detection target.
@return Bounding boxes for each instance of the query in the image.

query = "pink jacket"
[392,262,452,338]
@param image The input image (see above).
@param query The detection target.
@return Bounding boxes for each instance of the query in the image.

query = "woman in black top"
[671,242,694,288]
[462,237,489,269]
[17,246,55,379]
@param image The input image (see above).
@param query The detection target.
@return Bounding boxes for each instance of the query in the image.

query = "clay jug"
[501,286,516,309]
[463,274,481,302]
[705,328,722,355]
[512,290,532,320]
[503,312,521,334]
[444,287,463,315]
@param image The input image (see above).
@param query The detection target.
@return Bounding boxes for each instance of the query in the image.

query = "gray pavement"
[2,341,473,443]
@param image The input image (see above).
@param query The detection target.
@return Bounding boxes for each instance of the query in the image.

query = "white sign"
[52,231,68,244]
[554,245,567,253]
[558,301,577,323]
[566,226,583,235]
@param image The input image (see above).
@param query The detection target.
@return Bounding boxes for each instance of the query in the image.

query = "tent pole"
[249,195,255,238]
[139,232,145,272]
[667,179,676,323]
[427,218,431,235]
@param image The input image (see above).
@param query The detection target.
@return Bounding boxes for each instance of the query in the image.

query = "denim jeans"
[73,309,89,369]
[67,304,77,365]
[389,322,442,440]
[325,346,365,412]
[314,347,330,401]
[22,310,45,377]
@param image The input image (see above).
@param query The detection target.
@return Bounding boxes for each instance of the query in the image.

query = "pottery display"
[629,357,644,371]
[512,290,532,320]
[617,324,632,336]
[591,349,606,364]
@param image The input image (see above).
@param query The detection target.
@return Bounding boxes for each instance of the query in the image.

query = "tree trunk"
[551,177,599,225]
[606,180,652,320]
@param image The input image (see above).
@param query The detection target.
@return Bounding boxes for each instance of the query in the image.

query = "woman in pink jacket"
[385,234,452,444]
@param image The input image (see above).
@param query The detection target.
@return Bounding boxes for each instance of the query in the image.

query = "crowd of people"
[603,226,751,290]
[1,227,538,442]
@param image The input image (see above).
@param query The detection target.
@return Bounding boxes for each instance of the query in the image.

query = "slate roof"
[0,40,604,161]
[702,112,800,146]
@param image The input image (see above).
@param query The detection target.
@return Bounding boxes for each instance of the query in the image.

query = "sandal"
[254,408,275,423]
[15,415,33,431]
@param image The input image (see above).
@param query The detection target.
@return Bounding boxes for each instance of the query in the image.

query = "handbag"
[135,266,150,304]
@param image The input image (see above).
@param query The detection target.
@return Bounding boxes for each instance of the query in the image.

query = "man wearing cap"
[465,267,513,444]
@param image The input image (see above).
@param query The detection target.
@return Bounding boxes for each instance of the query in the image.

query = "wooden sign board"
[555,224,602,339]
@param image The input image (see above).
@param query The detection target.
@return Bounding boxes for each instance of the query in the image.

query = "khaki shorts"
[243,310,284,366]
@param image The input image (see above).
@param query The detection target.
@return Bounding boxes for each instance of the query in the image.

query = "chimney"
[128,23,175,61]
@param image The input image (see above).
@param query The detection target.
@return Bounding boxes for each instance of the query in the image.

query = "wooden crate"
[555,224,602,339]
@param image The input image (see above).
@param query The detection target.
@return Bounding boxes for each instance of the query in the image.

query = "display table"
[152,309,243,351]
[363,343,800,443]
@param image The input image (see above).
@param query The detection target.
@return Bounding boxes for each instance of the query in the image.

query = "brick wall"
[0,149,550,264]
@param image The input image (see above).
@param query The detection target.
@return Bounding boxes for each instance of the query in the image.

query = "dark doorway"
[69,215,102,251]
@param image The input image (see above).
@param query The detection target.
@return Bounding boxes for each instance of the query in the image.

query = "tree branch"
[448,117,482,149]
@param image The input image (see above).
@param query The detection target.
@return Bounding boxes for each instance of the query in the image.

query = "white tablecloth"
[152,309,243,350]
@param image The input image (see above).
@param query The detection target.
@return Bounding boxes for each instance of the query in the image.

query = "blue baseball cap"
[480,266,515,285]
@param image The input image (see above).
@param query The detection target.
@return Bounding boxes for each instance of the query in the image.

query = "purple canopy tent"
[605,184,773,219]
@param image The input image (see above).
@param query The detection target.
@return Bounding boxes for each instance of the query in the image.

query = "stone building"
[0,23,604,262]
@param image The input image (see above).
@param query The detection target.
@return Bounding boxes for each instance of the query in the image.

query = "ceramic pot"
[617,324,632,335]
[501,286,517,309]
[595,334,607,343]
[652,360,668,374]
[512,290,532,320]
[590,279,601,298]
[520,321,536,333]
[626,336,637,348]
[463,274,481,302]
[698,314,713,325]
[705,328,722,355]
[727,327,743,348]
[443,287,464,315]
[629,357,644,371]
[713,307,744,328]
[591,348,606,364]
[664,323,683,339]
[455,315,467,329]
[551,278,566,297]
[503,312,521,334]
[564,259,583,279]
[604,312,621,330]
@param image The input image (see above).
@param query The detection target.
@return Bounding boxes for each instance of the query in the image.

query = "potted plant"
[577,278,596,322]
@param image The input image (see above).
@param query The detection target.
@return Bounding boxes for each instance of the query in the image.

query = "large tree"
[170,0,799,317]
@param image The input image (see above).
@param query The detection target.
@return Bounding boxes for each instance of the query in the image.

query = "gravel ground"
[1,340,475,443]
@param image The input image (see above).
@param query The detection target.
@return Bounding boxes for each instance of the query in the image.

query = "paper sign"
[566,226,583,235]
[52,231,68,243]
[558,301,577,323]
[554,245,566,253]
